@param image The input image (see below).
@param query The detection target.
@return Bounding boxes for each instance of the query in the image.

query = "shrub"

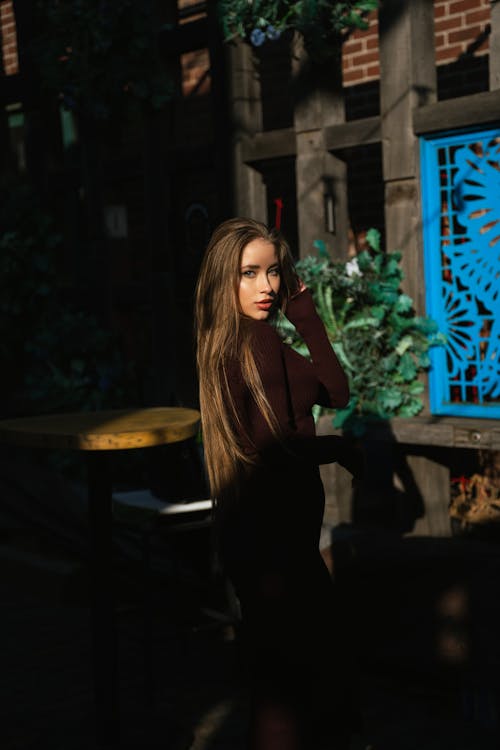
[277,230,444,434]
[0,179,137,416]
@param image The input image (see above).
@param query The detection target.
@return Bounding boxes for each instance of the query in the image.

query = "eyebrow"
[240,263,280,269]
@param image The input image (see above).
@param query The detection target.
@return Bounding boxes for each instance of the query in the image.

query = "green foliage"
[218,0,378,61]
[277,231,445,435]
[0,179,137,415]
[33,0,172,120]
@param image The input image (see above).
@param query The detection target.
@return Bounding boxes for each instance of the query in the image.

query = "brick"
[435,17,463,32]
[436,44,464,62]
[473,36,489,53]
[0,3,14,17]
[350,50,379,66]
[343,40,363,55]
[435,34,446,49]
[366,36,378,50]
[449,0,479,14]
[366,64,380,79]
[348,13,378,40]
[434,3,446,20]
[349,27,370,41]
[466,9,491,25]
[449,25,481,43]
[182,74,211,97]
[343,68,364,85]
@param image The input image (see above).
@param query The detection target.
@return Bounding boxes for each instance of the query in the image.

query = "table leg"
[87,451,119,747]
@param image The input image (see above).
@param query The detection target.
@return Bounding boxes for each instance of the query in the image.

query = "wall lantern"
[323,177,336,234]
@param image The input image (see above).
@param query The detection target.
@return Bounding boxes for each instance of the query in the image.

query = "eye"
[242,269,255,277]
[269,267,280,277]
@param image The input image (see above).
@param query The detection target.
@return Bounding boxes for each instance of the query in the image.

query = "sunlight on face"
[238,239,281,320]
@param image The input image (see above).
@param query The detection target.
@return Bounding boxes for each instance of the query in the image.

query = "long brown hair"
[195,217,297,503]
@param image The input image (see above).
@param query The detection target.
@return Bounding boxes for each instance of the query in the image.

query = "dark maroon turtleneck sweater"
[225,289,350,467]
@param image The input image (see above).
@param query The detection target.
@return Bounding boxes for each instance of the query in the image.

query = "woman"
[195,217,360,749]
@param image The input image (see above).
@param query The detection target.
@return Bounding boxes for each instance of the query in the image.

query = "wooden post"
[490,0,500,90]
[293,37,349,260]
[379,0,437,315]
[226,40,267,221]
[406,454,451,537]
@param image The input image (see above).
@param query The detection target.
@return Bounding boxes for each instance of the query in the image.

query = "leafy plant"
[0,178,137,416]
[33,0,172,120]
[277,229,445,435]
[218,0,378,62]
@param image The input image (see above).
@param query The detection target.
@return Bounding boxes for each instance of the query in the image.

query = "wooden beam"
[324,116,381,152]
[292,35,348,260]
[241,128,296,164]
[362,417,500,451]
[413,90,500,134]
[379,0,437,321]
[490,0,500,90]
[406,455,451,537]
[226,39,267,220]
[380,0,437,182]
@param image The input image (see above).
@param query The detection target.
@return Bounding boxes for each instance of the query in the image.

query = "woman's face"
[238,238,281,320]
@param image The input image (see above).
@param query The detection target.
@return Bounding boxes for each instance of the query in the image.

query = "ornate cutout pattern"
[421,129,500,416]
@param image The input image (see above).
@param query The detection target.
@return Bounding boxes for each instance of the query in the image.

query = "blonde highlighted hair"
[195,217,298,503]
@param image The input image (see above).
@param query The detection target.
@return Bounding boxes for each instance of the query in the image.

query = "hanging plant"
[276,229,446,435]
[218,0,378,62]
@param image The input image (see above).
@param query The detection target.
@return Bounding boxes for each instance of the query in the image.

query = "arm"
[224,349,362,476]
[285,289,350,408]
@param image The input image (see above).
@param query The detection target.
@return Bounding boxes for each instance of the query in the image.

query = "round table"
[0,407,201,747]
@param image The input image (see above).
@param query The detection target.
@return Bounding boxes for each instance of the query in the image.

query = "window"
[420,127,500,417]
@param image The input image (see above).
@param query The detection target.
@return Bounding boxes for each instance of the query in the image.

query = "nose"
[259,273,272,293]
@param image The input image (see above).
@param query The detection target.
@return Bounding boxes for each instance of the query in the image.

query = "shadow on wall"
[349,420,426,534]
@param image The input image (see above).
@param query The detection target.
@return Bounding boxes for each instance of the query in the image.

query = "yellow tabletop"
[0,407,201,451]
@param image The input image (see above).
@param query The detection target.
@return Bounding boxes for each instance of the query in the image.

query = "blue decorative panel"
[420,127,500,418]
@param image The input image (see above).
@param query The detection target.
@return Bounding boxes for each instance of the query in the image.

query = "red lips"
[256,299,273,309]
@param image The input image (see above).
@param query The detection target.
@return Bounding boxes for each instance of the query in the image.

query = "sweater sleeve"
[223,324,358,471]
[223,362,361,473]
[285,289,350,408]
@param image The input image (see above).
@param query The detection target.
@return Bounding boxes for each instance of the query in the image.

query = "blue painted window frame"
[420,126,500,419]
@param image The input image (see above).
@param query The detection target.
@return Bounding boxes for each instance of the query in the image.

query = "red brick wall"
[178,0,211,96]
[342,0,491,87]
[342,11,380,86]
[0,0,18,75]
[181,48,211,97]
